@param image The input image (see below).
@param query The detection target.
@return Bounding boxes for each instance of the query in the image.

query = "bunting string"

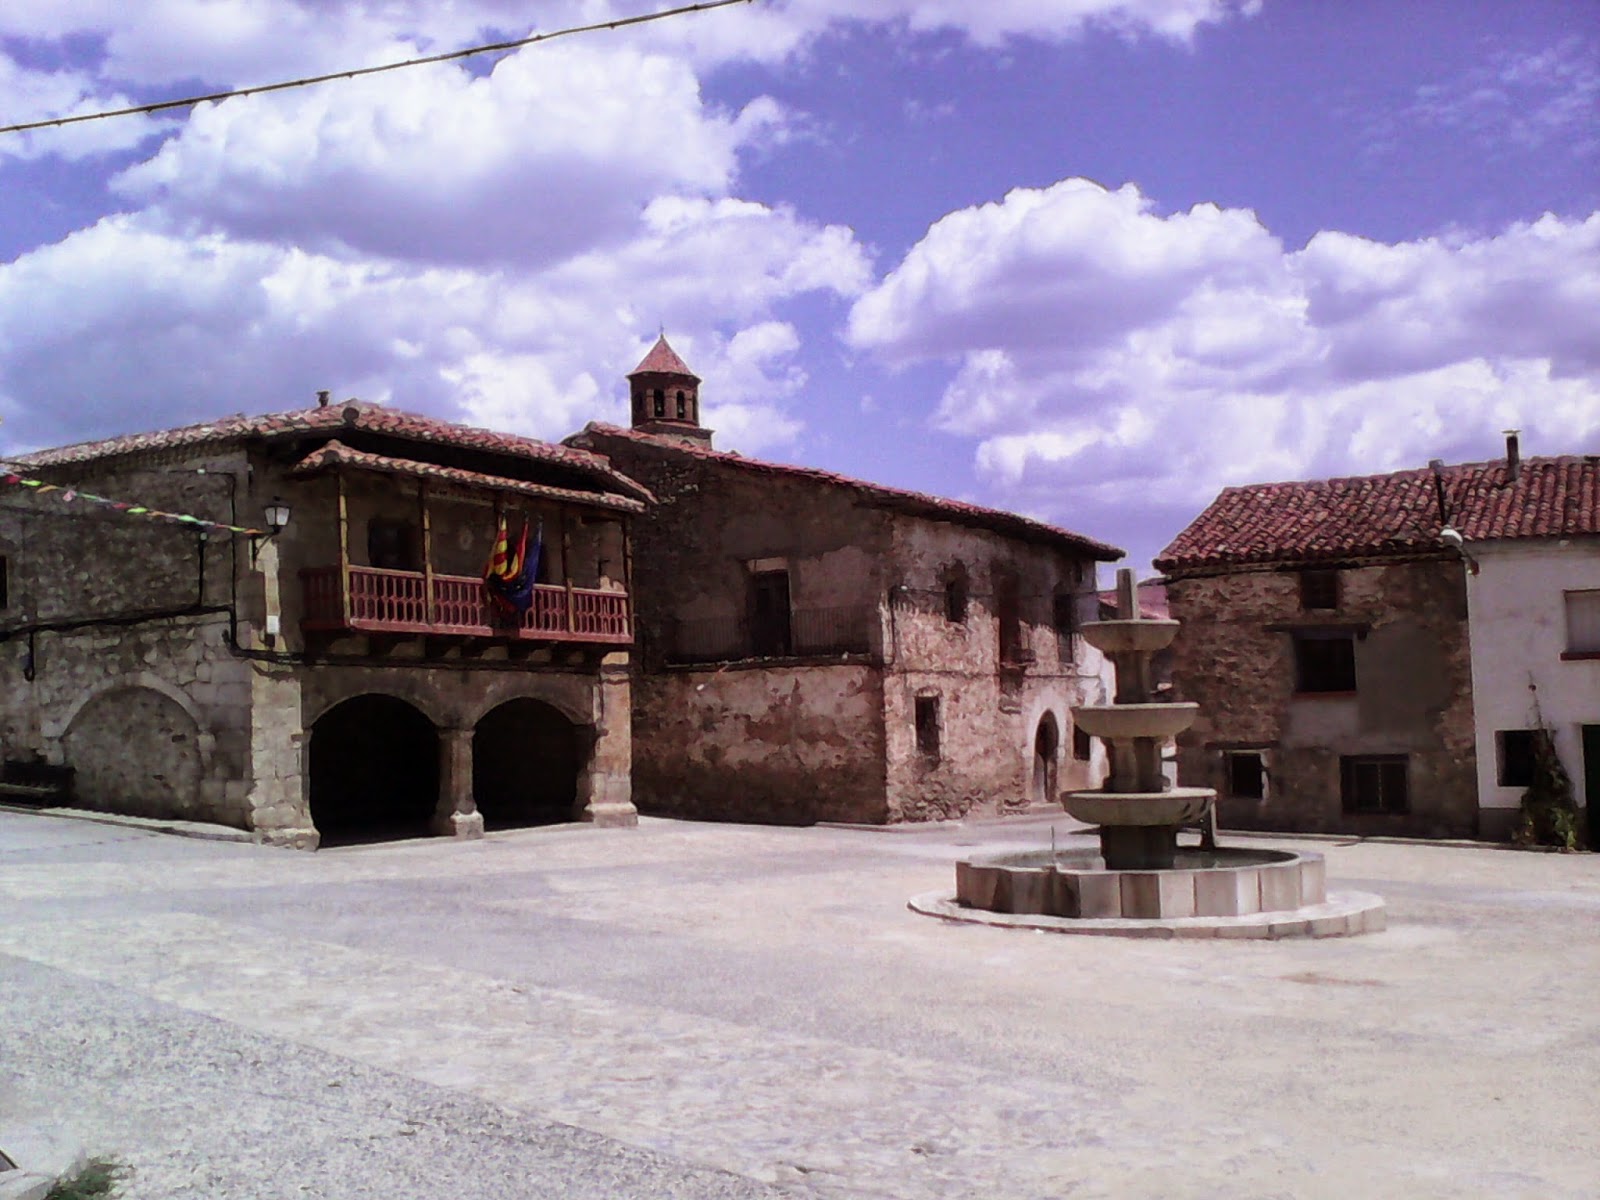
[0,472,267,536]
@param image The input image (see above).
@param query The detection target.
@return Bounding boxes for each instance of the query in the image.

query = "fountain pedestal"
[919,568,1386,938]
[1061,614,1208,870]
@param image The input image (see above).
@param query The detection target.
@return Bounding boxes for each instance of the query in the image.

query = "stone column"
[246,663,318,850]
[576,663,638,827]
[433,725,484,839]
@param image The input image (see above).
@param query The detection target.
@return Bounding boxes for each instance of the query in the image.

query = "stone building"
[568,337,1123,825]
[0,400,647,847]
[1156,461,1481,839]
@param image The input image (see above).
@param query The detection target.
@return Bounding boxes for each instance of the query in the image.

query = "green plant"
[1514,728,1583,850]
[43,1157,125,1200]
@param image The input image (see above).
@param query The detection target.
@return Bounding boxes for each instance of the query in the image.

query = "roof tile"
[1157,455,1600,570]
[573,423,1123,560]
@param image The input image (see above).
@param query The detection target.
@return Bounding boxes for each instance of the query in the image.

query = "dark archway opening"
[309,695,438,846]
[1034,713,1060,807]
[473,698,581,830]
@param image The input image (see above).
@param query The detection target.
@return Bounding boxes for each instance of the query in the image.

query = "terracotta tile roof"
[1156,455,1600,571]
[1099,581,1168,619]
[290,441,647,513]
[17,401,653,503]
[572,423,1124,560]
[628,335,699,380]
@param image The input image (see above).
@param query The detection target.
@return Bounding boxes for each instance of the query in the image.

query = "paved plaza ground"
[3,807,1598,1199]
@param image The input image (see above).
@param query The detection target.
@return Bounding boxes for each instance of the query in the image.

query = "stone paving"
[3,809,1598,1199]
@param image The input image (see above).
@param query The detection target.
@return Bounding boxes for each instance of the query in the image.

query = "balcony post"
[335,471,351,623]
[561,506,576,634]
[419,480,435,627]
[621,517,635,640]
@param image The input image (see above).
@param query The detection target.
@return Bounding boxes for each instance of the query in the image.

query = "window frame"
[1564,589,1600,657]
[1224,750,1266,800]
[942,565,969,624]
[1071,723,1092,762]
[914,695,941,762]
[1496,729,1549,788]
[1340,754,1410,814]
[1292,630,1357,694]
[1299,569,1340,612]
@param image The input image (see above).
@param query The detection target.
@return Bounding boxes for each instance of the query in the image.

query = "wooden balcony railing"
[300,566,630,644]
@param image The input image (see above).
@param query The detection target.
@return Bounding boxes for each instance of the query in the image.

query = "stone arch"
[472,698,582,830]
[63,684,204,820]
[48,671,209,747]
[461,684,590,731]
[303,681,451,731]
[1033,711,1061,807]
[308,693,439,845]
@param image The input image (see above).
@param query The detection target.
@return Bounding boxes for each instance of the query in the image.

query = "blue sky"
[2,0,1597,572]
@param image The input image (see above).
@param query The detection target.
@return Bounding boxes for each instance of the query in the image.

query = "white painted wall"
[1463,537,1600,820]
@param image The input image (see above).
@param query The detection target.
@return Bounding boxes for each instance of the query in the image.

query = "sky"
[1,0,1597,573]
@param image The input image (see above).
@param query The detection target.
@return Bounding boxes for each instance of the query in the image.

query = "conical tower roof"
[628,334,699,381]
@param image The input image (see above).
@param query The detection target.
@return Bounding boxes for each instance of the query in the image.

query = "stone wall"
[881,516,1106,821]
[633,664,887,824]
[576,428,1111,825]
[1167,558,1478,838]
[1,452,259,827]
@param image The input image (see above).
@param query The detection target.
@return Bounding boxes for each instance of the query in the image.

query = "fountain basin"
[937,846,1386,937]
[1072,703,1198,740]
[1080,619,1180,655]
[1062,785,1213,828]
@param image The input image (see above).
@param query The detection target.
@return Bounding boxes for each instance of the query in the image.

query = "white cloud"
[847,178,1600,562]
[111,43,777,270]
[1405,35,1600,158]
[0,188,865,455]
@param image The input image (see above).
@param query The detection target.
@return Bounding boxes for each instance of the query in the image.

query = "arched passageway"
[64,685,202,820]
[473,698,581,830]
[1033,713,1060,807]
[309,695,438,845]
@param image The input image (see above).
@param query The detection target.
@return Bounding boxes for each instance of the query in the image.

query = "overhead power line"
[1,0,754,137]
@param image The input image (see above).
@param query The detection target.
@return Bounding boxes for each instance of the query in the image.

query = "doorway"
[1034,713,1060,806]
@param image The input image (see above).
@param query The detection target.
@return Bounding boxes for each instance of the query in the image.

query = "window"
[996,571,1027,664]
[1293,632,1356,693]
[1072,723,1092,762]
[653,388,665,418]
[750,570,792,657]
[1300,569,1339,611]
[675,390,687,419]
[1053,591,1078,660]
[915,696,941,760]
[1566,589,1600,655]
[366,519,420,571]
[943,565,968,623]
[1341,755,1409,814]
[1497,729,1550,788]
[1226,751,1265,799]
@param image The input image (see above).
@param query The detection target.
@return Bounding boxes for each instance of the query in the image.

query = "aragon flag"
[484,515,537,616]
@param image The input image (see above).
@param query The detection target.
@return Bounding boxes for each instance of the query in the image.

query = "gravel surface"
[3,809,1598,1199]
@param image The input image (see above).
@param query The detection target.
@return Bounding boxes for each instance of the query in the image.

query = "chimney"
[1504,429,1521,483]
[317,390,331,408]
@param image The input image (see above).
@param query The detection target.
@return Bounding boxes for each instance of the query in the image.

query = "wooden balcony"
[300,565,630,644]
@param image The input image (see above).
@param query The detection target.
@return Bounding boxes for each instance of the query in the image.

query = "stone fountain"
[911,569,1385,938]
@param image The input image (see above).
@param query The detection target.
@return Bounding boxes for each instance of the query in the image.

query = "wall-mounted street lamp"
[252,497,291,563]
[1440,526,1480,575]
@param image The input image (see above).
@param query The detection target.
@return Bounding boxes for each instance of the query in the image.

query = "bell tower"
[627,334,712,446]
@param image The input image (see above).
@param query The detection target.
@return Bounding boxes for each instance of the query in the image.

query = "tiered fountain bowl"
[911,572,1385,939]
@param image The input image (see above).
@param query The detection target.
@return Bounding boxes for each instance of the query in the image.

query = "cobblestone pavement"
[3,809,1598,1199]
